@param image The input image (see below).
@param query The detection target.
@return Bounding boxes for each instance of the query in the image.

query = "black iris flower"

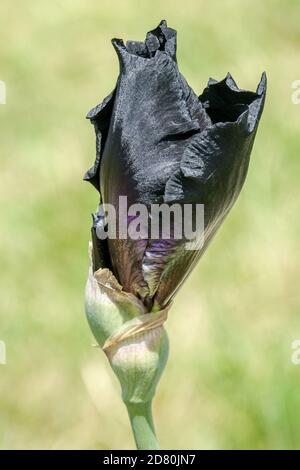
[84,20,266,311]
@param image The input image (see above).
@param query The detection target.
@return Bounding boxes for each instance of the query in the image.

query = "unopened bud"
[85,245,169,405]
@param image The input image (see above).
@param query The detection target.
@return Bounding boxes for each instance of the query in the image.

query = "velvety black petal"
[126,40,148,57]
[90,208,113,272]
[151,73,267,306]
[84,90,115,191]
[199,72,263,125]
[145,20,177,61]
[98,24,209,301]
[125,20,177,61]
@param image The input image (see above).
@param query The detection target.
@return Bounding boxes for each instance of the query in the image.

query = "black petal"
[90,209,113,273]
[125,20,177,61]
[152,73,267,306]
[84,89,115,191]
[98,24,209,301]
[199,72,264,125]
[145,19,177,61]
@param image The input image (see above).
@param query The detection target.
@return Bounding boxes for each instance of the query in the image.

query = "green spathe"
[85,244,169,448]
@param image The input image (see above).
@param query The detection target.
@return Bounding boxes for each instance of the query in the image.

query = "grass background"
[0,0,300,449]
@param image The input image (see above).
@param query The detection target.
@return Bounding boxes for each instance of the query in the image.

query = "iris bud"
[84,20,266,449]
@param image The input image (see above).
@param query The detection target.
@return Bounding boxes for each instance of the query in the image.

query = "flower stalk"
[125,401,159,450]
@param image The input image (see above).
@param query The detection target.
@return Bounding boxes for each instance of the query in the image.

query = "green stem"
[125,401,159,450]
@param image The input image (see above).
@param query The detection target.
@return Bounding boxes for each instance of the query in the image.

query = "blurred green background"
[1,0,300,450]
